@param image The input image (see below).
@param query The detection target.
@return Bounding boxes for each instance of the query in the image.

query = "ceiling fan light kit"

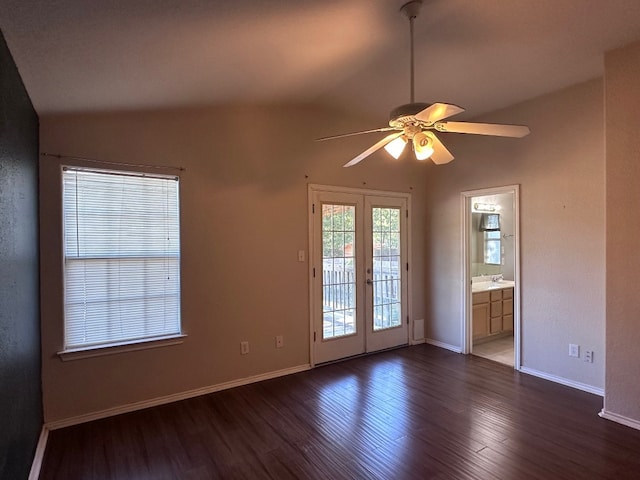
[384,136,408,159]
[413,131,434,160]
[317,0,531,168]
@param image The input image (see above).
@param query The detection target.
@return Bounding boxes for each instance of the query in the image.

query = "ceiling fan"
[317,0,530,167]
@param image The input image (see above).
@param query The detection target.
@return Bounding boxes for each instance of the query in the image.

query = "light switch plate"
[569,343,579,357]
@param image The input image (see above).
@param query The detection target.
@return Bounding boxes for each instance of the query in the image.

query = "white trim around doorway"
[461,185,521,370]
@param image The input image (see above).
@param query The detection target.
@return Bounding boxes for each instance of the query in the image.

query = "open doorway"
[461,186,520,369]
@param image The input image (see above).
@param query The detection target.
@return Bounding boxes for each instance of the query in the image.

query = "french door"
[310,186,409,364]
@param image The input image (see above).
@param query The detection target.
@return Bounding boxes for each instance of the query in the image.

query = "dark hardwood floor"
[40,345,640,479]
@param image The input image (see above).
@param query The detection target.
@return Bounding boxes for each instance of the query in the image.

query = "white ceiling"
[2,0,640,119]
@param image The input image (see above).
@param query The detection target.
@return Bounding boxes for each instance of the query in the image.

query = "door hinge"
[313,267,316,277]
[406,262,409,272]
[407,315,409,325]
[314,331,317,341]
[406,209,408,218]
[312,203,315,214]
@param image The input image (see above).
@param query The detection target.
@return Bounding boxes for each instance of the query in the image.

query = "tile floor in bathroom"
[473,334,514,367]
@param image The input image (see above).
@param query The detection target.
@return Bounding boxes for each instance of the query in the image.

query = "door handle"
[366,279,373,285]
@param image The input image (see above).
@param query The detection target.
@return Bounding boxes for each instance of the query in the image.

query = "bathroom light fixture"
[474,202,496,212]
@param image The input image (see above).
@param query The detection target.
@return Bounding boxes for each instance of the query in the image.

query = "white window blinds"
[62,167,181,351]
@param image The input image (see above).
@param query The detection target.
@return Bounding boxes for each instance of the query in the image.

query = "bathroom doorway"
[461,185,520,369]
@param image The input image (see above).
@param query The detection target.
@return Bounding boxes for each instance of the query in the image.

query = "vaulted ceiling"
[2,0,640,119]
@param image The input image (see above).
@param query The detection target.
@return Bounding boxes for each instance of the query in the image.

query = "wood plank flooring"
[39,345,640,479]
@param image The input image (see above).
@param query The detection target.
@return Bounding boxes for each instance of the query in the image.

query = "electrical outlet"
[584,350,593,363]
[276,335,284,348]
[240,341,249,355]
[569,344,579,358]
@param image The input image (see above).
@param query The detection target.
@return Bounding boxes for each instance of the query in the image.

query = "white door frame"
[308,184,413,367]
[461,184,521,370]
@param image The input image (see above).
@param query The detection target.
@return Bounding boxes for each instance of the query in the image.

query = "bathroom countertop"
[472,280,515,293]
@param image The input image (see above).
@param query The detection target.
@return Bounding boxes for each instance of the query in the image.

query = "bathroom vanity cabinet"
[472,286,513,341]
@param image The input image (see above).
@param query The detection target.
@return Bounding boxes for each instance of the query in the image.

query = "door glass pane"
[322,204,356,339]
[372,207,402,330]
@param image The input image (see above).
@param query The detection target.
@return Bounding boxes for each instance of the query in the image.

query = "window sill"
[58,334,187,362]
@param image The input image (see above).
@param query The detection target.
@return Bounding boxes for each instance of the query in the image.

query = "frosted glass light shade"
[384,136,407,159]
[413,132,434,160]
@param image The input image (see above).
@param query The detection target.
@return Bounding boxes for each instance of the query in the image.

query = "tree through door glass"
[322,204,356,339]
[372,207,402,330]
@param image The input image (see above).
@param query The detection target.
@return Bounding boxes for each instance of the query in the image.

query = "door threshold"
[315,344,409,367]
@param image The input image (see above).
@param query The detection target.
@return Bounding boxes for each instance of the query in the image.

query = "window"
[62,166,181,352]
[484,231,501,265]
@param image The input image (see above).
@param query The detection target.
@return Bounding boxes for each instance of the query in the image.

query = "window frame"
[58,165,185,361]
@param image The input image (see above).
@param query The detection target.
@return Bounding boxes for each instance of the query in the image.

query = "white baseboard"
[28,425,49,480]
[425,338,462,354]
[46,364,311,430]
[599,409,640,431]
[519,366,604,396]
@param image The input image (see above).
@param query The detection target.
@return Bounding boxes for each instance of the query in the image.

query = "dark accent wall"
[0,30,42,480]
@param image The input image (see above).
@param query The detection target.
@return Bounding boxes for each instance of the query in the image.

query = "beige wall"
[40,77,629,423]
[604,40,640,424]
[39,105,429,423]
[424,79,606,391]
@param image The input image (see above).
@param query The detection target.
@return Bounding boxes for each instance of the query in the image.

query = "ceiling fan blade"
[430,133,455,165]
[343,132,404,168]
[415,103,465,124]
[316,126,398,142]
[436,121,530,138]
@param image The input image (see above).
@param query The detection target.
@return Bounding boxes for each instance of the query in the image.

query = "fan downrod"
[400,0,423,103]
